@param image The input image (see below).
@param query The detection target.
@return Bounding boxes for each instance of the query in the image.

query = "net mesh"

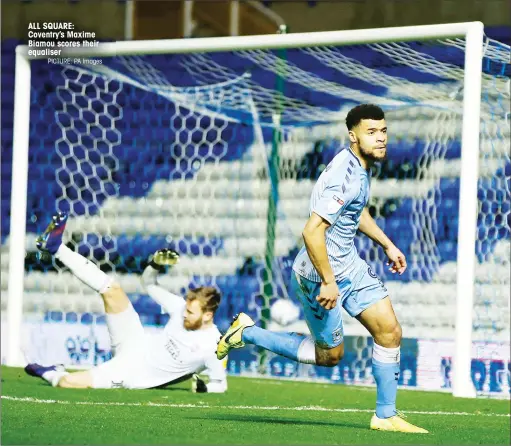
[2,34,509,393]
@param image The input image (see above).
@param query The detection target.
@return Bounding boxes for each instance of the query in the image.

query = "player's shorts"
[89,304,149,389]
[290,259,388,349]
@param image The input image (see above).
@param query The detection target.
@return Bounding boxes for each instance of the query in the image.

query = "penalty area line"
[1,395,510,418]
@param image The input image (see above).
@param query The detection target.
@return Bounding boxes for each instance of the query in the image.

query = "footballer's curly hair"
[186,287,221,314]
[346,104,385,131]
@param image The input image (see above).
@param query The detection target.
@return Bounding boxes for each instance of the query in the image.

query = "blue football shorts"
[290,259,388,348]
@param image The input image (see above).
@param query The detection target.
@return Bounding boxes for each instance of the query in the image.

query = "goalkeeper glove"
[191,374,208,393]
[149,248,180,271]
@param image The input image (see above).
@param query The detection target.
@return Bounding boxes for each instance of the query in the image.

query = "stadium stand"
[1,32,509,339]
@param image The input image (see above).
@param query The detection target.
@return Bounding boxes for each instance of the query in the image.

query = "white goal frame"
[7,22,484,398]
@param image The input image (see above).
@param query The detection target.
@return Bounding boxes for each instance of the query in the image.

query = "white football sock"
[55,245,112,293]
[42,370,69,387]
[372,342,400,364]
[297,336,317,364]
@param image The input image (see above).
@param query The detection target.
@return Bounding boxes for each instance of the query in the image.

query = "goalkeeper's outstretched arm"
[141,250,185,315]
[194,355,228,394]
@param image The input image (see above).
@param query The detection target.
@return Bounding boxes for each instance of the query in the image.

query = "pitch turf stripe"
[2,396,509,418]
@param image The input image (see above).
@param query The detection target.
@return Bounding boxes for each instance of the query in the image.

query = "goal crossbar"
[18,22,477,59]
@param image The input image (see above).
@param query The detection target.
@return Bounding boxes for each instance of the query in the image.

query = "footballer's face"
[349,119,387,162]
[183,298,212,331]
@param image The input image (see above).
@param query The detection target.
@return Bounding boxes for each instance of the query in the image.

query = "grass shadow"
[189,414,367,429]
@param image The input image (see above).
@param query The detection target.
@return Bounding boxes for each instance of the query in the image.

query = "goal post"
[453,22,484,399]
[7,22,496,399]
[6,50,32,369]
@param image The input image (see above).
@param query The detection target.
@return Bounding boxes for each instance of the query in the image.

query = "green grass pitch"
[1,366,509,445]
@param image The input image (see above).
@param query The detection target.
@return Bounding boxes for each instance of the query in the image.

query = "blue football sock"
[372,347,400,419]
[242,326,308,362]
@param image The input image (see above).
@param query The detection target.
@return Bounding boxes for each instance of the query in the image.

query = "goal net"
[3,24,510,396]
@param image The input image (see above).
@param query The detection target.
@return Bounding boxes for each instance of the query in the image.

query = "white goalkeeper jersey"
[91,266,227,393]
[143,298,226,388]
[91,281,227,391]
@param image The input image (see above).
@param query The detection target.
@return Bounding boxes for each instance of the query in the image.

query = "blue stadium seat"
[65,312,79,324]
[46,311,64,322]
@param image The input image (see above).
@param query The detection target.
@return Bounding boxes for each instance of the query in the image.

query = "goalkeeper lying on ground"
[24,212,227,393]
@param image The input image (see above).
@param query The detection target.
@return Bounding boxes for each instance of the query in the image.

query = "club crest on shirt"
[367,267,377,278]
[327,195,344,214]
[332,328,343,343]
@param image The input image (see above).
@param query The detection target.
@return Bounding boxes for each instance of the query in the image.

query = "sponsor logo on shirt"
[332,195,344,206]
[327,195,344,214]
[165,338,181,360]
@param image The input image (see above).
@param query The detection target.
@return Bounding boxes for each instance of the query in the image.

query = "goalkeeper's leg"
[25,358,134,389]
[36,213,145,357]
[36,212,130,314]
[24,362,95,388]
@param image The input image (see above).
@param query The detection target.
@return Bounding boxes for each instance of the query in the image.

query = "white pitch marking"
[1,396,509,418]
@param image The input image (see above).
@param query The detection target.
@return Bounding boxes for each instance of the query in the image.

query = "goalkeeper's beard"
[184,318,203,331]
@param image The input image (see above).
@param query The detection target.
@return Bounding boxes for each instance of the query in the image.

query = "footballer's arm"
[196,356,228,393]
[203,378,228,393]
[141,264,186,315]
[302,212,340,309]
[302,212,335,285]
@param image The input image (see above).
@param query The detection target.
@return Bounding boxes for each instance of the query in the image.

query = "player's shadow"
[157,387,191,393]
[189,414,366,429]
[151,385,191,393]
[150,375,195,392]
